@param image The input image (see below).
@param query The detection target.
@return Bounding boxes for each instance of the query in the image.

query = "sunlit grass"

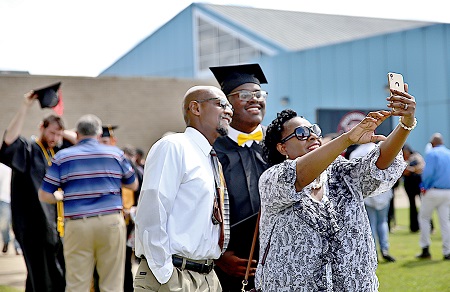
[0,209,448,292]
[0,286,22,292]
[377,208,449,291]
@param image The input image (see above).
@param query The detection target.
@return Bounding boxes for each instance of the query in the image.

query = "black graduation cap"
[33,82,61,109]
[209,63,268,95]
[101,125,118,138]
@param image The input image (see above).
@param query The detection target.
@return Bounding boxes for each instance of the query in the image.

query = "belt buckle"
[172,256,214,274]
[200,260,214,274]
[203,262,214,274]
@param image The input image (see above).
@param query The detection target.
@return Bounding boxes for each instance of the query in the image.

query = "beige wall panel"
[0,75,217,157]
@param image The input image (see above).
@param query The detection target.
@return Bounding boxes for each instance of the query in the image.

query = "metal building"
[101,3,448,154]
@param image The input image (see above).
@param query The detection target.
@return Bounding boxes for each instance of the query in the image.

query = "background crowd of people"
[0,65,449,292]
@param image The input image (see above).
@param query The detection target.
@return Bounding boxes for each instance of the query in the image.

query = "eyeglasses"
[227,90,268,101]
[195,97,233,111]
[280,124,322,143]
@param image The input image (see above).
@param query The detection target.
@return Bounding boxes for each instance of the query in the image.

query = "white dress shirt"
[349,142,393,210]
[134,127,221,284]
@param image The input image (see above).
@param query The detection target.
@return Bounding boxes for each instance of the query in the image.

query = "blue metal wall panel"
[422,25,450,144]
[266,55,292,116]
[261,24,450,155]
[99,12,449,156]
[318,47,338,107]
[334,43,354,108]
[367,37,389,103]
[386,33,406,73]
[303,49,322,114]
[424,26,447,103]
[100,7,195,78]
[401,29,428,150]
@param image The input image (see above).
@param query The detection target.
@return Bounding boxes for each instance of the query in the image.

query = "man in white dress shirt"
[134,85,233,291]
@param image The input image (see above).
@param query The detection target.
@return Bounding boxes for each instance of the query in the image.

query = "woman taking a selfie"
[255,86,416,291]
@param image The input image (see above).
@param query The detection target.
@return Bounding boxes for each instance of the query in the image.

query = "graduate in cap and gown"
[100,125,118,146]
[0,82,69,291]
[210,64,269,291]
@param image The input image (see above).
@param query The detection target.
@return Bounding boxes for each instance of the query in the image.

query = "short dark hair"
[42,114,65,130]
[263,109,298,166]
[402,143,414,154]
[122,144,136,157]
[135,148,144,157]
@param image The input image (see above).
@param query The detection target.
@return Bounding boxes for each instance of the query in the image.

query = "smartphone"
[387,72,404,94]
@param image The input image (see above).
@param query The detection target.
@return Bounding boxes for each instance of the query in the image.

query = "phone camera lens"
[390,73,393,78]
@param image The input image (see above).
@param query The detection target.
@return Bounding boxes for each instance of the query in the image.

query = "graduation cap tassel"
[52,89,64,116]
[56,188,64,238]
[57,201,64,237]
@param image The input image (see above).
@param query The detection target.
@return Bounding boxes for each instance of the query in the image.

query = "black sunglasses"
[280,124,322,143]
[195,97,233,111]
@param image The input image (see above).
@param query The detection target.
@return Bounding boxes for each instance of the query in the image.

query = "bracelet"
[399,117,417,131]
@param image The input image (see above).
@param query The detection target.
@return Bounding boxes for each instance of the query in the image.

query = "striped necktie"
[210,149,230,252]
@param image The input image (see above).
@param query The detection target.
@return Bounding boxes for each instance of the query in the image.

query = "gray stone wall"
[0,74,217,157]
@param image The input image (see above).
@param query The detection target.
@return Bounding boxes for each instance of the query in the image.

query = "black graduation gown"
[213,135,268,291]
[0,137,65,292]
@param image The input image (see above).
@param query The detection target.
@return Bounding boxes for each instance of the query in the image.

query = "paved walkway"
[0,244,26,290]
[0,247,139,291]
[0,187,411,291]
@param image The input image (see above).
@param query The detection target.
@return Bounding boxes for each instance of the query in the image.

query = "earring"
[285,154,289,159]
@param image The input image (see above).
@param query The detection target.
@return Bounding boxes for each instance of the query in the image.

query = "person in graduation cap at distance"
[210,63,269,291]
[100,125,118,146]
[98,126,143,225]
[0,82,73,291]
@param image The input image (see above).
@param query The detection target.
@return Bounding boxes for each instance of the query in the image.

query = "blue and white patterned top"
[256,146,406,291]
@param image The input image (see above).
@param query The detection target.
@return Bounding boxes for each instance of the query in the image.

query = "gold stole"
[36,139,64,237]
[121,187,134,225]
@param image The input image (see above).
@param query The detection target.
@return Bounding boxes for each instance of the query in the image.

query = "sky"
[0,0,447,77]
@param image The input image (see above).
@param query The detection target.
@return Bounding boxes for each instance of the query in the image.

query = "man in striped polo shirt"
[39,114,138,292]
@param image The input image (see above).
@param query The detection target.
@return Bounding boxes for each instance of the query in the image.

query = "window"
[196,16,265,71]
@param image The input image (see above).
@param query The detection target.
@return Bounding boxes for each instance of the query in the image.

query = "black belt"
[141,255,214,274]
[67,210,121,220]
[172,255,214,274]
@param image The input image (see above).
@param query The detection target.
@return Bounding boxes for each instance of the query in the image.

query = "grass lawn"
[0,287,22,292]
[377,208,450,291]
[0,208,448,292]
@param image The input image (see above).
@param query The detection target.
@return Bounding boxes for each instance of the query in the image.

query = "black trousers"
[124,246,134,292]
[404,176,422,232]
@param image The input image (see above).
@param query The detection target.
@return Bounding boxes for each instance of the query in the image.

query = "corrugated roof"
[202,4,433,51]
